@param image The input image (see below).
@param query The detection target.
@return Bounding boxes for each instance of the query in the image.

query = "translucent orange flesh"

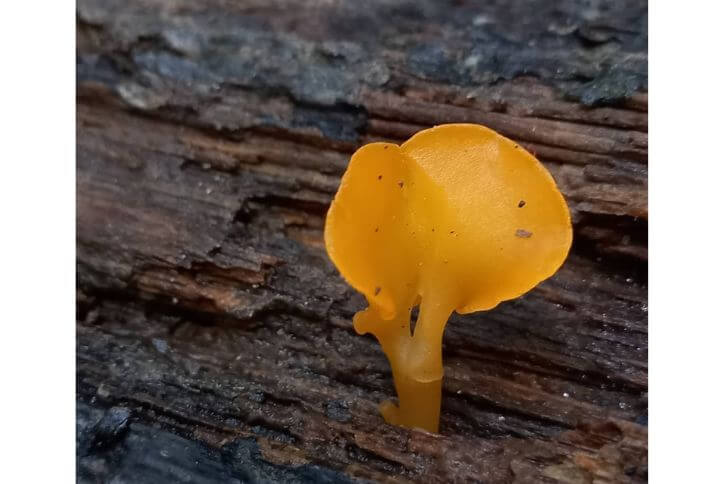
[324,124,572,432]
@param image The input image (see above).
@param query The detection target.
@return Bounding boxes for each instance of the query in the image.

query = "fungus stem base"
[380,372,442,433]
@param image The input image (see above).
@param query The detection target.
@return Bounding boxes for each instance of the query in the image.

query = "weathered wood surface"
[77,0,647,482]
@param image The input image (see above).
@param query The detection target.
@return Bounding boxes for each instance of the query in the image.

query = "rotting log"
[77,1,647,482]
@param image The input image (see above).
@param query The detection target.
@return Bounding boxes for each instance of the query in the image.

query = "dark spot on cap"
[449,230,455,235]
[518,200,526,208]
[515,229,533,238]
[514,144,519,149]
[398,181,404,188]
[377,175,382,180]
[431,228,435,232]
[374,286,381,295]
[374,227,379,232]
[384,146,389,150]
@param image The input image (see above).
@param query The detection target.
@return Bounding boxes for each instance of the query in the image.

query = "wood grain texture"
[77,0,647,482]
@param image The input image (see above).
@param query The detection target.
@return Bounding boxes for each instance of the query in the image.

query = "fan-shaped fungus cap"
[325,124,572,432]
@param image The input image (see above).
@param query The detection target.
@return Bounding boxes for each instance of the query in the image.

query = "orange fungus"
[324,124,572,432]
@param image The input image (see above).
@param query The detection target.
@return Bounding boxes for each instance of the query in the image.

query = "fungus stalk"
[354,297,452,431]
[325,124,572,433]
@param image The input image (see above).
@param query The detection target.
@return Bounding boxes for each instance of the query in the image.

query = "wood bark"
[77,1,648,482]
